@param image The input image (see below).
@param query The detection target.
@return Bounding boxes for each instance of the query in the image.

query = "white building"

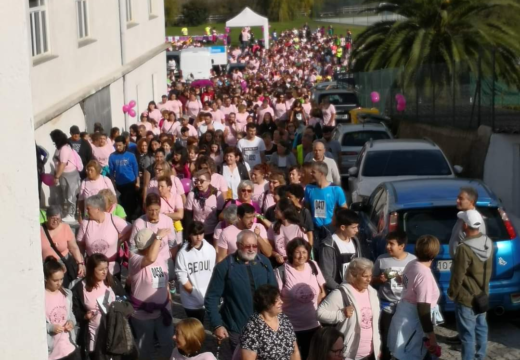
[31,0,168,204]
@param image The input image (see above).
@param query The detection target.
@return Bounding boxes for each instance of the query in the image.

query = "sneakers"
[62,215,77,224]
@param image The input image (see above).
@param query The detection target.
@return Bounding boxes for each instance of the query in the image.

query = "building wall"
[483,134,520,218]
[0,0,48,358]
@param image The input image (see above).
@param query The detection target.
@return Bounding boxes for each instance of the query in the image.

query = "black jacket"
[72,279,127,360]
[69,138,93,178]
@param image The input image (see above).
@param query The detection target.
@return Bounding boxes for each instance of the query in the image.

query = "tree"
[181,0,209,26]
[351,0,520,89]
[164,0,180,27]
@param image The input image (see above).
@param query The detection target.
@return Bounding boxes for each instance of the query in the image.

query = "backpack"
[106,301,136,355]
[276,261,320,287]
[68,144,84,172]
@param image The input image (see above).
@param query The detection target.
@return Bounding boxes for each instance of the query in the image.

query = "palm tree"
[351,0,520,89]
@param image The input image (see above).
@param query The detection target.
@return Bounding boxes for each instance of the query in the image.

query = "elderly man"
[304,140,341,185]
[205,229,276,351]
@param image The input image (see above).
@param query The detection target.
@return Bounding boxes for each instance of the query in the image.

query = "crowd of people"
[40,25,492,360]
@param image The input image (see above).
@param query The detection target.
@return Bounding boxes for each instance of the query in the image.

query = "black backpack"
[106,301,136,356]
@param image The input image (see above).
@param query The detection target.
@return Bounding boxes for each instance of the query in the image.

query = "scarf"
[194,185,218,208]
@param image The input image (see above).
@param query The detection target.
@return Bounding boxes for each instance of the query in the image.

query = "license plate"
[436,260,452,272]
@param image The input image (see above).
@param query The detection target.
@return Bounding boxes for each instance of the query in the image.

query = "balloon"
[129,100,136,108]
[181,178,191,194]
[370,91,380,103]
[395,93,405,102]
[41,173,55,187]
[128,109,136,117]
[122,105,130,113]
[225,27,230,33]
[397,102,406,112]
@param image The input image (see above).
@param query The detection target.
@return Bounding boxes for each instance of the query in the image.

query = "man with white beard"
[205,230,277,352]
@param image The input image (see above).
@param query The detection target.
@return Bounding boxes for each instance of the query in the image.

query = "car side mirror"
[348,167,358,177]
[350,202,367,212]
[453,165,463,174]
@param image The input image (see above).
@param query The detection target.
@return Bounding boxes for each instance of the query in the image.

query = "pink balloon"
[181,178,191,194]
[129,100,136,108]
[41,173,55,187]
[395,93,405,102]
[128,109,136,117]
[370,91,380,103]
[397,102,406,112]
[122,105,130,113]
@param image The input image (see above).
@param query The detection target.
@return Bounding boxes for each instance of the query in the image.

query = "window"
[362,150,453,177]
[76,0,89,39]
[318,93,359,106]
[126,0,133,22]
[342,131,391,147]
[29,0,49,57]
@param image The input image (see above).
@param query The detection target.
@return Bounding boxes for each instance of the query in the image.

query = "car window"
[362,150,452,177]
[318,93,359,106]
[400,207,509,244]
[342,131,391,147]
[370,189,387,227]
[354,146,366,170]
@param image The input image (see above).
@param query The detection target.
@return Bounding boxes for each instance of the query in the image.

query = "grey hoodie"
[464,233,492,262]
[449,216,487,258]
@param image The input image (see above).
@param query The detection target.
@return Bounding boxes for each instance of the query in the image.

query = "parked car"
[311,86,360,122]
[351,178,520,313]
[347,139,462,204]
[332,122,393,177]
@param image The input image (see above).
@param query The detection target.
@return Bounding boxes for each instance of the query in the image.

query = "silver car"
[333,122,393,176]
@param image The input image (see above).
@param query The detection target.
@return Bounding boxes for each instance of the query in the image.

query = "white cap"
[134,228,155,251]
[457,210,483,229]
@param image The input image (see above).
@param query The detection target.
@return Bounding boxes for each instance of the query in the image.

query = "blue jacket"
[204,253,276,334]
[108,151,138,185]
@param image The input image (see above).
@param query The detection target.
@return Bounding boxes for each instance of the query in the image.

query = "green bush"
[181,0,209,26]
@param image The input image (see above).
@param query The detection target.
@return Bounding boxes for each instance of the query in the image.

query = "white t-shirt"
[237,136,266,167]
[332,234,356,279]
[198,121,225,136]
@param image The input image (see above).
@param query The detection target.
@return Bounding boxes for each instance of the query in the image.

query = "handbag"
[472,242,490,314]
[42,224,78,285]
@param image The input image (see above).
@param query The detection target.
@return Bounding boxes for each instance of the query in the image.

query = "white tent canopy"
[226,7,270,49]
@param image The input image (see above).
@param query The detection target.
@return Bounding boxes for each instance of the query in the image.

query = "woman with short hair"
[78,160,116,215]
[76,194,131,277]
[50,129,81,223]
[144,160,186,207]
[195,155,229,194]
[157,175,184,245]
[41,205,85,288]
[317,257,381,360]
[97,188,126,220]
[213,204,238,247]
[276,238,326,360]
[170,318,216,360]
[307,327,345,360]
[388,235,442,360]
[220,146,250,199]
[72,254,126,360]
[238,284,301,360]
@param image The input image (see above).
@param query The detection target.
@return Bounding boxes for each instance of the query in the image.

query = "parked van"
[180,48,212,80]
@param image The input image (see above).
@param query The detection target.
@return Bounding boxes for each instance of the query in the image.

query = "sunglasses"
[193,178,208,184]
[241,189,253,193]
[240,244,258,250]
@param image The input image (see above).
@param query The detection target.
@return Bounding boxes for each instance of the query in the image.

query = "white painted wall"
[483,134,520,217]
[0,0,47,358]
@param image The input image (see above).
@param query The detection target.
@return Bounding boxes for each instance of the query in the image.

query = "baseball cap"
[457,210,483,229]
[134,228,156,251]
[70,125,80,135]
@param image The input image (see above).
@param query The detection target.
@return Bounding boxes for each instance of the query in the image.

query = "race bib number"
[150,266,166,289]
[314,200,326,218]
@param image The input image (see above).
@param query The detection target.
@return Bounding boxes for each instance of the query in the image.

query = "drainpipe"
[118,0,129,130]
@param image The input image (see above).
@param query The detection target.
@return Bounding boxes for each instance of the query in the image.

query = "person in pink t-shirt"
[157,176,184,245]
[90,133,114,170]
[78,160,116,214]
[194,156,229,194]
[185,94,202,118]
[211,102,225,124]
[235,105,249,132]
[216,203,272,262]
[44,257,77,360]
[275,238,326,360]
[251,164,270,202]
[171,318,217,360]
[223,113,239,146]
[167,93,183,118]
[161,112,178,135]
[129,228,174,359]
[147,101,163,124]
[321,98,337,126]
[220,98,238,120]
[274,94,289,120]
[139,113,153,132]
[186,169,225,241]
[268,199,309,264]
[76,194,131,275]
[257,100,275,125]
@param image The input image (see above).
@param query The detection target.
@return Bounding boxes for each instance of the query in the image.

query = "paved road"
[171,295,520,360]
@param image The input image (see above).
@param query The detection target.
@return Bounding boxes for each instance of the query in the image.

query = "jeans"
[130,316,174,360]
[454,302,488,360]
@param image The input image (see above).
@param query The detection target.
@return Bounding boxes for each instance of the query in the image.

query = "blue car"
[351,178,520,313]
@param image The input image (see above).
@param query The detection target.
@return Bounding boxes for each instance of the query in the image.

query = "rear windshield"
[362,150,452,176]
[318,93,359,106]
[399,207,509,244]
[342,131,390,147]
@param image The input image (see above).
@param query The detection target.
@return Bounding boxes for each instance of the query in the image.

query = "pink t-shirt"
[211,109,225,124]
[41,224,74,260]
[268,224,308,258]
[175,124,198,138]
[129,253,171,320]
[276,261,325,331]
[217,224,267,254]
[91,143,115,167]
[170,348,216,360]
[161,120,177,135]
[349,284,373,358]
[76,213,130,274]
[78,176,116,201]
[322,104,336,126]
[148,109,163,123]
[224,124,238,146]
[220,104,238,119]
[302,103,312,117]
[148,175,185,198]
[54,145,76,173]
[274,102,288,120]
[257,107,274,125]
[186,191,225,235]
[157,102,170,111]
[83,281,115,351]
[160,193,183,214]
[186,100,202,118]
[141,121,153,132]
[253,180,269,202]
[211,173,229,193]
[167,100,183,116]
[129,214,177,261]
[45,291,76,360]
[258,192,276,213]
[235,112,249,132]
[400,260,440,306]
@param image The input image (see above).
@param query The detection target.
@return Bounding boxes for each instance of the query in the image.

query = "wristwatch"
[156,235,163,241]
